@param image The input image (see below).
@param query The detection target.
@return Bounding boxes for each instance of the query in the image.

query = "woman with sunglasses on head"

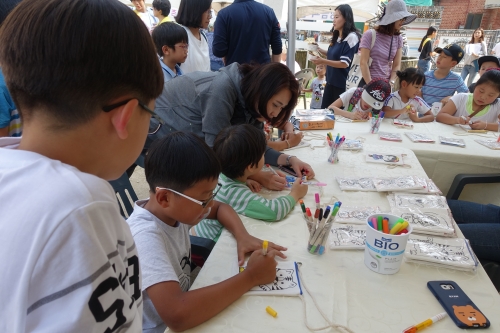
[149,61,315,191]
[310,4,360,108]
[358,0,416,88]
[461,28,487,87]
[175,0,212,73]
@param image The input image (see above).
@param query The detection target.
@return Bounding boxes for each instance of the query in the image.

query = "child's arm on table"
[329,98,362,120]
[382,105,410,118]
[408,108,435,123]
[469,120,499,131]
[248,169,287,190]
[435,100,466,124]
[148,250,280,332]
[205,200,287,265]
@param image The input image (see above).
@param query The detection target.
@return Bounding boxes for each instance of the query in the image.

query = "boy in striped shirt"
[421,43,468,106]
[193,124,308,241]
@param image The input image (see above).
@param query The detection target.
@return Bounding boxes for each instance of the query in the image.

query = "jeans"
[210,60,224,72]
[448,199,500,262]
[417,59,430,73]
[461,64,477,87]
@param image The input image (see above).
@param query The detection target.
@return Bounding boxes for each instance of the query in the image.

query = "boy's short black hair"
[175,0,211,28]
[145,132,221,193]
[152,22,189,57]
[0,0,163,128]
[213,124,266,179]
[152,0,171,17]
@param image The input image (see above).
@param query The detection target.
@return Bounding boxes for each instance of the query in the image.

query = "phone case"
[278,165,298,177]
[427,281,490,328]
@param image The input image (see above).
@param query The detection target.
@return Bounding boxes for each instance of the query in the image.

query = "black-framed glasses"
[102,98,164,135]
[156,183,222,208]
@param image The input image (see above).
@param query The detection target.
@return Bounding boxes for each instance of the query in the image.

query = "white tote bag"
[346,29,376,89]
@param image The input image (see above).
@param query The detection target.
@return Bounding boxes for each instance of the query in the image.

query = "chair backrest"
[295,68,314,90]
[109,173,138,218]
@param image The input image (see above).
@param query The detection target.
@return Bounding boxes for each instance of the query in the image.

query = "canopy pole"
[286,0,296,73]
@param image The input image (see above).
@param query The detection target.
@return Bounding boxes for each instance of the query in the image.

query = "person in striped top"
[421,43,469,106]
[193,124,308,241]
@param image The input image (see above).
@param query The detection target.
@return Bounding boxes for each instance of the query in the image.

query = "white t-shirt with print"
[340,87,373,113]
[450,93,500,123]
[127,200,191,333]
[384,91,431,120]
[180,26,211,74]
[0,137,142,333]
[309,77,326,109]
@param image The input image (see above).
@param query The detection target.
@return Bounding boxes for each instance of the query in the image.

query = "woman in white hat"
[358,0,416,87]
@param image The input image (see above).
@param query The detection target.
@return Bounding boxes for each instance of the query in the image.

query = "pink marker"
[370,217,377,229]
[315,193,320,209]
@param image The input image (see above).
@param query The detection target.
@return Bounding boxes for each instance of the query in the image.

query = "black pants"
[358,78,367,87]
[321,83,346,109]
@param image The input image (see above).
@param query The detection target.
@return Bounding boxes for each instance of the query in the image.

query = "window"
[464,13,483,29]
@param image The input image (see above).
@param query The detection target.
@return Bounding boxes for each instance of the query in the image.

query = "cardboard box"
[296,115,335,130]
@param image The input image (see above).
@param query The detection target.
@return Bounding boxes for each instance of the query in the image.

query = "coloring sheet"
[338,139,363,150]
[336,177,377,191]
[329,224,366,250]
[372,176,425,192]
[405,234,478,271]
[393,193,448,210]
[365,153,405,165]
[336,206,382,224]
[439,136,465,148]
[391,208,455,236]
[378,132,403,142]
[475,139,500,150]
[237,261,302,296]
[405,132,435,143]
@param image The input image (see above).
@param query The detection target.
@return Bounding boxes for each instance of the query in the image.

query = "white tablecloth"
[300,119,500,205]
[185,144,500,333]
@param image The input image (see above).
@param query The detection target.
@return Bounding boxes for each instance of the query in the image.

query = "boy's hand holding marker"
[236,235,287,266]
[244,246,279,286]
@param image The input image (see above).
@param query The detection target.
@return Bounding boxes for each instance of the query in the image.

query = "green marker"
[377,216,383,231]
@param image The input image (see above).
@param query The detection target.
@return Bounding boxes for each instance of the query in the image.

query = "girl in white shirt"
[460,28,487,86]
[437,68,500,131]
[175,0,212,73]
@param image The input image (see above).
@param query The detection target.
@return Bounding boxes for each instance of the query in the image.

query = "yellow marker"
[390,220,409,235]
[262,240,268,256]
[239,266,245,273]
[266,306,277,317]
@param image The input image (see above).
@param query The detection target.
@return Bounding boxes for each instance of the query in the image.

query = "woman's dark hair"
[152,22,188,57]
[152,0,171,17]
[145,132,221,193]
[475,68,500,98]
[469,27,485,44]
[213,124,266,179]
[0,0,163,128]
[239,62,299,128]
[418,26,437,52]
[396,67,426,86]
[175,0,211,28]
[375,22,401,36]
[330,4,360,47]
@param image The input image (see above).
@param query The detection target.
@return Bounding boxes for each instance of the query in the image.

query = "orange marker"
[382,218,389,234]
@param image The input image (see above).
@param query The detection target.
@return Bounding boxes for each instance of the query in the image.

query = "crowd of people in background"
[1,0,500,332]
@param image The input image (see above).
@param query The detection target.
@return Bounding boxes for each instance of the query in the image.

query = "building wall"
[439,0,500,30]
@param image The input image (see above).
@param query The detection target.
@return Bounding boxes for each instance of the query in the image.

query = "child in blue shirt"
[303,64,326,109]
[152,22,187,83]
[421,43,469,106]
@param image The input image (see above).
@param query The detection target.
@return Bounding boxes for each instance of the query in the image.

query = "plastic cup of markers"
[364,214,413,275]
[369,117,382,134]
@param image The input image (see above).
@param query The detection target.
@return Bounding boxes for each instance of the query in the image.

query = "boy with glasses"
[0,0,164,330]
[127,131,286,332]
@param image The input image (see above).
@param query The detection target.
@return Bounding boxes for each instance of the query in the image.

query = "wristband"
[286,155,295,166]
[484,121,488,130]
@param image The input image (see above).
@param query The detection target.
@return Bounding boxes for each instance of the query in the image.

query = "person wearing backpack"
[175,0,211,73]
[417,26,438,73]
[327,78,391,120]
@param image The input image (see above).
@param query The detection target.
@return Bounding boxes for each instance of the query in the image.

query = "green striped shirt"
[194,174,296,241]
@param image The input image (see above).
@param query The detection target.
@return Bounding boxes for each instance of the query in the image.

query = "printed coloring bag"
[346,29,376,90]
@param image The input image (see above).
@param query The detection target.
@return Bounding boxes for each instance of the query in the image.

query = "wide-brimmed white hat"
[375,0,417,26]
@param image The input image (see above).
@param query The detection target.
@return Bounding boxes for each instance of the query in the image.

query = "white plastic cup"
[364,213,413,275]
[307,43,318,52]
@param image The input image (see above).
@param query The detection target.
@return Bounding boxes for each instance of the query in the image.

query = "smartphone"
[278,165,298,177]
[427,281,490,329]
